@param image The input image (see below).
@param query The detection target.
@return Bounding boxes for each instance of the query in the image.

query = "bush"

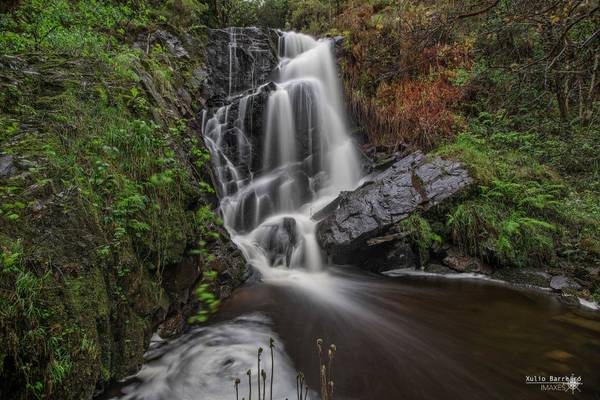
[289,0,329,33]
[436,114,599,268]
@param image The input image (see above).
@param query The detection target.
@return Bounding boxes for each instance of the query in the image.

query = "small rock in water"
[544,349,574,361]
[550,275,581,291]
[255,217,298,267]
[424,263,455,274]
[361,240,418,273]
[442,247,491,274]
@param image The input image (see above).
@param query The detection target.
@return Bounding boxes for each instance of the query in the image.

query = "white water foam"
[204,31,362,279]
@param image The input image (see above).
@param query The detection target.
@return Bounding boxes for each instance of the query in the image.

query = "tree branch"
[456,0,500,20]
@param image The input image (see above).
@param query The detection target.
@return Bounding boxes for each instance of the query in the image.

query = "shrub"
[437,114,599,268]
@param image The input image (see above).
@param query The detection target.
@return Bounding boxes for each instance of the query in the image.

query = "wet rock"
[149,29,189,59]
[442,247,492,274]
[332,35,346,58]
[0,154,15,178]
[157,314,185,338]
[361,239,417,273]
[31,201,45,213]
[424,263,455,274]
[138,68,171,113]
[316,151,472,264]
[204,27,279,105]
[171,87,193,117]
[203,83,276,198]
[550,275,582,291]
[532,271,552,280]
[558,294,580,306]
[162,255,203,306]
[492,268,552,287]
[188,67,208,92]
[255,217,298,266]
[0,55,39,77]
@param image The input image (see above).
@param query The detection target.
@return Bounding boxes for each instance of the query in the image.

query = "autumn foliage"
[335,2,472,149]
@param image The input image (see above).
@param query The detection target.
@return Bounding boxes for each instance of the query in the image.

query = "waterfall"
[203,31,362,276]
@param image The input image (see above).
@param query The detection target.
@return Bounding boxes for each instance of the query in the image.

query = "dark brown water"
[103,267,600,400]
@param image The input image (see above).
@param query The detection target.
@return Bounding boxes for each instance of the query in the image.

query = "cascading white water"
[204,31,362,277]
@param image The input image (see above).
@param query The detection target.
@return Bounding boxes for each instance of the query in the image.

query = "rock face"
[149,29,190,59]
[0,30,249,400]
[316,151,472,264]
[204,27,279,106]
[201,28,281,206]
[206,82,276,181]
[0,154,15,178]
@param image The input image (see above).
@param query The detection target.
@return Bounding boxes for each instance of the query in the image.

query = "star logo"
[565,374,583,394]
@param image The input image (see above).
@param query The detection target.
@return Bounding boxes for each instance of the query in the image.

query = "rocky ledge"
[316,151,472,264]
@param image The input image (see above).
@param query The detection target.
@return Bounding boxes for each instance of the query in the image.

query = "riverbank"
[383,267,600,311]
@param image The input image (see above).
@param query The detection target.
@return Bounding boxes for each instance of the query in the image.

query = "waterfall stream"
[101,31,600,400]
[204,32,361,277]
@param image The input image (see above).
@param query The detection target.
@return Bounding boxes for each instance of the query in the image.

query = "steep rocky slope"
[0,15,245,400]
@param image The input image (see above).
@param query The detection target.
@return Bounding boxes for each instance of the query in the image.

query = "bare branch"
[455,0,500,20]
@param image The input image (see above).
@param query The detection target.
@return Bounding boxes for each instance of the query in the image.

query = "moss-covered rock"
[0,3,246,398]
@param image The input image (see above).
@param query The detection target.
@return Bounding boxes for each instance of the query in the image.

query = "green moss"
[0,1,225,398]
[435,114,599,269]
[396,214,441,265]
[65,269,110,320]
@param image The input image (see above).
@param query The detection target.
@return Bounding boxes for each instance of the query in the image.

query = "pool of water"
[103,266,600,400]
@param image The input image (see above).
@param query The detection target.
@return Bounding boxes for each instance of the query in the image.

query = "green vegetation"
[396,214,442,265]
[188,269,220,323]
[206,0,339,31]
[0,1,243,398]
[435,112,599,270]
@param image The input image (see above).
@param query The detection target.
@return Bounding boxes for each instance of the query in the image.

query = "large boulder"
[316,151,472,264]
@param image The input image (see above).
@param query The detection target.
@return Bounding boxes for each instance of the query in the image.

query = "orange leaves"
[343,42,470,150]
[420,44,472,75]
[373,77,463,149]
[334,2,474,150]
